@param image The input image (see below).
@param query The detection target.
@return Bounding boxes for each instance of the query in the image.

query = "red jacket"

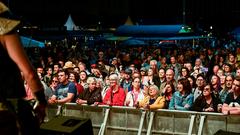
[102,86,126,106]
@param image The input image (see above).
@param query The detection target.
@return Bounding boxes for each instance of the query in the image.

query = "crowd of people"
[24,37,240,115]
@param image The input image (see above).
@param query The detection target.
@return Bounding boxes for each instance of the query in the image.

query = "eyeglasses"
[53,80,59,83]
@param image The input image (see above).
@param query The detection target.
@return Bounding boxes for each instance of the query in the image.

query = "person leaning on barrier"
[76,77,102,105]
[102,73,126,106]
[222,76,240,115]
[169,78,194,111]
[137,84,166,110]
[191,83,222,112]
[125,77,145,107]
[0,2,47,134]
[48,69,77,104]
[161,82,175,108]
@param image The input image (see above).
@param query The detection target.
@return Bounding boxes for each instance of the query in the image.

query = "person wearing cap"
[110,57,120,75]
[140,67,147,79]
[120,68,133,93]
[0,2,46,134]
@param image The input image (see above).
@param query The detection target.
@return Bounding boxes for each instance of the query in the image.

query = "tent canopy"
[20,36,45,48]
[121,39,147,46]
[115,25,193,37]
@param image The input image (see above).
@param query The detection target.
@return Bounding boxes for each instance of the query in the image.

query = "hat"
[0,2,20,35]
[125,68,132,74]
[140,67,147,72]
[91,64,97,69]
[63,61,75,69]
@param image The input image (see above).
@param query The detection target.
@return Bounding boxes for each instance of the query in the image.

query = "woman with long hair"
[169,78,194,110]
[162,82,175,108]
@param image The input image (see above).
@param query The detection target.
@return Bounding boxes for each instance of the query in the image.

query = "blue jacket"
[169,91,194,110]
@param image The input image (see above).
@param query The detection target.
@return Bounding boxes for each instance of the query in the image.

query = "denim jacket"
[169,91,194,110]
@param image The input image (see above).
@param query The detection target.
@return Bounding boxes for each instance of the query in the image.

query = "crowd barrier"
[47,104,240,135]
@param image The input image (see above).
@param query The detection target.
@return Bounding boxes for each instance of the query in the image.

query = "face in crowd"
[88,78,97,91]
[166,69,174,82]
[109,74,118,88]
[58,71,68,83]
[232,79,240,93]
[203,84,212,97]
[148,85,159,97]
[225,75,233,89]
[80,71,87,81]
[132,77,141,90]
[196,76,205,89]
[158,69,165,79]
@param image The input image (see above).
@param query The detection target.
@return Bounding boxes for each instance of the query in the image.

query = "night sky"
[4,0,240,33]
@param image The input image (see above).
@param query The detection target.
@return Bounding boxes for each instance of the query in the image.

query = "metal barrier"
[47,104,240,135]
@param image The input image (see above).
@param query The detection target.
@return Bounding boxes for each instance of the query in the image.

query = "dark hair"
[188,75,196,89]
[210,74,221,92]
[49,74,58,85]
[59,68,69,77]
[80,70,88,76]
[178,78,192,95]
[69,71,80,83]
[163,81,175,96]
[203,83,216,98]
[158,67,166,72]
[197,73,205,79]
[181,67,190,78]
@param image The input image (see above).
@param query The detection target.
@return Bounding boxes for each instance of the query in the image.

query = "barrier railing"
[47,104,240,135]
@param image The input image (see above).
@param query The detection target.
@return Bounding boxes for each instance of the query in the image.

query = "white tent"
[64,14,78,31]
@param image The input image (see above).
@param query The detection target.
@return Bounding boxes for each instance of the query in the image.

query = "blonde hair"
[87,77,96,84]
[109,73,119,84]
[149,84,160,95]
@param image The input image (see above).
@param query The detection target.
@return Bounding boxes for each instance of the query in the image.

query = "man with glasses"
[222,76,240,115]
